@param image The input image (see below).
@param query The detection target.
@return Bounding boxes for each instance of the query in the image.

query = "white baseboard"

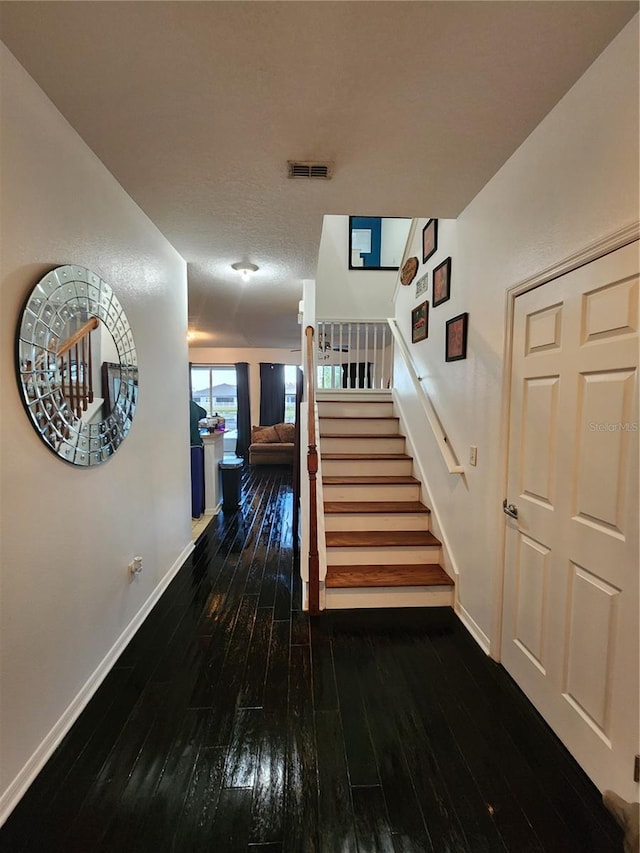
[456,602,491,656]
[0,539,194,828]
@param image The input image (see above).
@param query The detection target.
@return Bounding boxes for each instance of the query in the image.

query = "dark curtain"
[190,446,205,517]
[235,362,251,459]
[341,362,372,389]
[259,362,285,425]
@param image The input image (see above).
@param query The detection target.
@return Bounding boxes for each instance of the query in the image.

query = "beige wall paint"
[189,347,301,428]
[0,45,191,815]
[393,18,639,646]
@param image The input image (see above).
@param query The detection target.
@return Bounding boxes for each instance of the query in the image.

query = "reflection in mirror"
[349,217,412,270]
[16,265,138,466]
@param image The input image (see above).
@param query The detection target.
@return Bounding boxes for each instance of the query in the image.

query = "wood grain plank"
[169,747,226,852]
[326,564,453,588]
[123,709,207,853]
[324,501,430,514]
[249,709,287,845]
[326,530,440,547]
[263,619,291,714]
[223,708,262,788]
[349,637,434,852]
[352,785,395,852]
[311,627,339,712]
[238,607,274,709]
[332,637,380,787]
[315,711,358,853]
[284,646,318,852]
[208,787,253,853]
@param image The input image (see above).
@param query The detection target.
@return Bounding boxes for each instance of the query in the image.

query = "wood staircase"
[318,390,454,609]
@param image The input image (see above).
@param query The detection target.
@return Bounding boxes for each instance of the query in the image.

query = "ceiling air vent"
[287,160,333,180]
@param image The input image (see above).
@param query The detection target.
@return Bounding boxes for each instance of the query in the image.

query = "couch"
[249,422,296,465]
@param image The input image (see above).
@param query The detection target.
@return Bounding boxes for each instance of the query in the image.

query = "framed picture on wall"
[101,361,121,417]
[400,256,419,286]
[432,257,451,307]
[422,219,438,264]
[412,300,429,343]
[445,313,468,362]
[415,272,428,298]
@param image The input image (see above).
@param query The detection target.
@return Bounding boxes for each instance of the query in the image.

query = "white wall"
[0,45,192,819]
[189,346,301,426]
[316,215,398,319]
[393,18,639,648]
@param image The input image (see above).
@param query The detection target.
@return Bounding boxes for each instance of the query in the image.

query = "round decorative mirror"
[16,265,138,466]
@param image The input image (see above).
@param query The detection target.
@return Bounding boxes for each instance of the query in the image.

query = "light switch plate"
[469,446,477,466]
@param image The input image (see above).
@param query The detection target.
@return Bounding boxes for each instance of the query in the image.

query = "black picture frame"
[411,300,429,343]
[432,257,452,307]
[422,219,438,264]
[445,313,468,362]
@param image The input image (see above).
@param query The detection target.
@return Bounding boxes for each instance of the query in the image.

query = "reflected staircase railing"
[58,317,99,419]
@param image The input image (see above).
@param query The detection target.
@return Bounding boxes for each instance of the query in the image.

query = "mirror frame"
[15,265,138,466]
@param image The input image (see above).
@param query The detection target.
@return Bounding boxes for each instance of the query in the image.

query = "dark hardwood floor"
[1,465,623,852]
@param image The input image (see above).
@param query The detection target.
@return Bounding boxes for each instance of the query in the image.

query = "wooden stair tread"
[326,530,440,547]
[326,564,454,588]
[321,453,411,460]
[324,501,430,514]
[323,475,419,485]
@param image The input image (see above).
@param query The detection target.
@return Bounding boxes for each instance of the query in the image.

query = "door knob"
[503,499,519,519]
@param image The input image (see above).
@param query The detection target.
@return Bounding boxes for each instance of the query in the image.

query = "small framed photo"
[432,257,451,307]
[415,272,428,298]
[445,312,468,362]
[412,300,429,343]
[422,219,438,264]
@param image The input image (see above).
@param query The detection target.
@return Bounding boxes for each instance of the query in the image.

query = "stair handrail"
[387,318,464,475]
[305,325,320,613]
[57,316,99,358]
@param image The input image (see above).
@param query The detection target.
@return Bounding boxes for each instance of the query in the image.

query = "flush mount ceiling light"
[231,261,259,282]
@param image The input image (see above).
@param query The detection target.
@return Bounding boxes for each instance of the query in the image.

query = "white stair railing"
[388,318,464,475]
[315,319,393,391]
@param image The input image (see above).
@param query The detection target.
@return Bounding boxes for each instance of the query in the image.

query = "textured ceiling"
[1,1,637,348]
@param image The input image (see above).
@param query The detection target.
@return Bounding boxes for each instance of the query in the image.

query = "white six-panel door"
[502,241,639,800]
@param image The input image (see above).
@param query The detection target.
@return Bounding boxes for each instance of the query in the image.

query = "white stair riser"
[326,546,441,565]
[324,586,454,609]
[318,401,395,418]
[316,391,392,402]
[320,418,398,435]
[324,513,430,532]
[320,435,406,453]
[322,458,413,477]
[322,483,421,502]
